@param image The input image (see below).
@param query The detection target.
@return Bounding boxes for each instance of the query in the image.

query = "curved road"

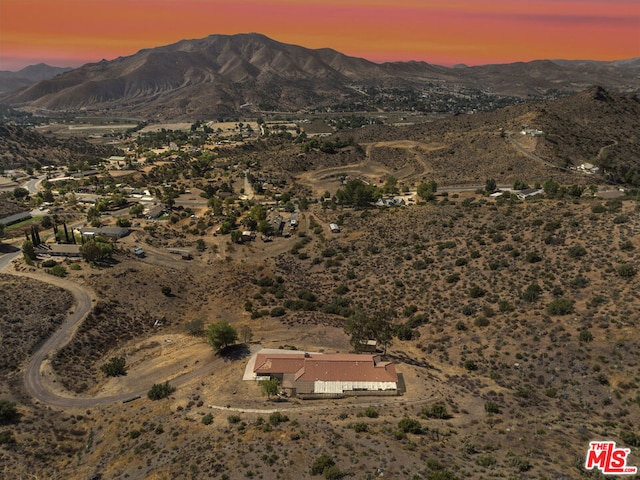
[2,265,254,408]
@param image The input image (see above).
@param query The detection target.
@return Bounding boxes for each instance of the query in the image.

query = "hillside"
[2,33,639,118]
[0,124,122,171]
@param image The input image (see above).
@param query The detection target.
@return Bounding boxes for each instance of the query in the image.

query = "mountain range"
[2,33,639,119]
[0,64,72,94]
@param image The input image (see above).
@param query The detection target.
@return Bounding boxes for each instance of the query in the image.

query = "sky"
[1,0,639,71]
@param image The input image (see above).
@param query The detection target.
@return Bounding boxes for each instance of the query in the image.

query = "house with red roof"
[248,349,398,397]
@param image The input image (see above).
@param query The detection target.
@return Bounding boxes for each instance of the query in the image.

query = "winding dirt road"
[2,266,249,408]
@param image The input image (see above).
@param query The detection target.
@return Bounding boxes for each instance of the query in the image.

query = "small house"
[330,223,340,233]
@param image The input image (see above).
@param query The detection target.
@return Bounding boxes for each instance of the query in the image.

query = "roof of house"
[296,354,398,383]
[36,244,82,255]
[0,211,32,226]
[254,353,306,375]
[253,352,397,383]
[80,226,129,237]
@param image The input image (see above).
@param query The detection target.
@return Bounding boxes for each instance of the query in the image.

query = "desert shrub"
[422,404,451,419]
[613,215,629,224]
[161,286,172,296]
[620,431,640,448]
[469,285,486,298]
[362,407,379,418]
[464,360,478,371]
[333,284,349,295]
[455,320,467,331]
[41,259,57,268]
[568,244,587,258]
[202,413,213,425]
[0,400,19,425]
[525,251,543,263]
[476,456,497,467]
[455,257,467,266]
[570,275,589,289]
[474,317,490,327]
[484,401,501,414]
[413,260,428,270]
[269,412,289,425]
[617,264,637,278]
[461,304,476,316]
[185,318,204,336]
[100,356,127,377]
[323,465,345,480]
[129,429,141,439]
[579,330,594,342]
[147,382,176,400]
[270,307,286,317]
[620,240,634,251]
[498,300,515,312]
[297,289,317,302]
[227,415,241,424]
[591,203,606,213]
[522,284,542,302]
[446,273,460,283]
[546,298,574,315]
[46,265,67,277]
[311,454,335,475]
[398,417,422,434]
[352,422,368,433]
[0,430,16,445]
[545,387,558,398]
[256,277,274,287]
[508,456,532,472]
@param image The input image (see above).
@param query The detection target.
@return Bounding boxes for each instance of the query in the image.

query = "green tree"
[382,175,399,195]
[398,417,422,434]
[206,320,238,352]
[513,179,529,190]
[485,178,497,193]
[260,377,280,399]
[21,240,36,261]
[100,356,127,377]
[116,217,131,227]
[542,178,560,196]
[417,180,438,201]
[344,309,393,353]
[208,196,224,216]
[80,239,113,263]
[129,203,144,217]
[13,187,29,200]
[335,179,379,207]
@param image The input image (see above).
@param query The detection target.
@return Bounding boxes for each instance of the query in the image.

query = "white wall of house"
[313,381,397,394]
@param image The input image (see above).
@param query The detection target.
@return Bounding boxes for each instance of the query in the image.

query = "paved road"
[24,175,46,194]
[0,262,252,408]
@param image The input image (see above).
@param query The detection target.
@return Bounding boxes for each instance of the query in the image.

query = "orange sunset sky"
[1,0,639,71]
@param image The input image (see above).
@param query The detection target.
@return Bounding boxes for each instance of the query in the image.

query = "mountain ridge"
[2,33,639,118]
